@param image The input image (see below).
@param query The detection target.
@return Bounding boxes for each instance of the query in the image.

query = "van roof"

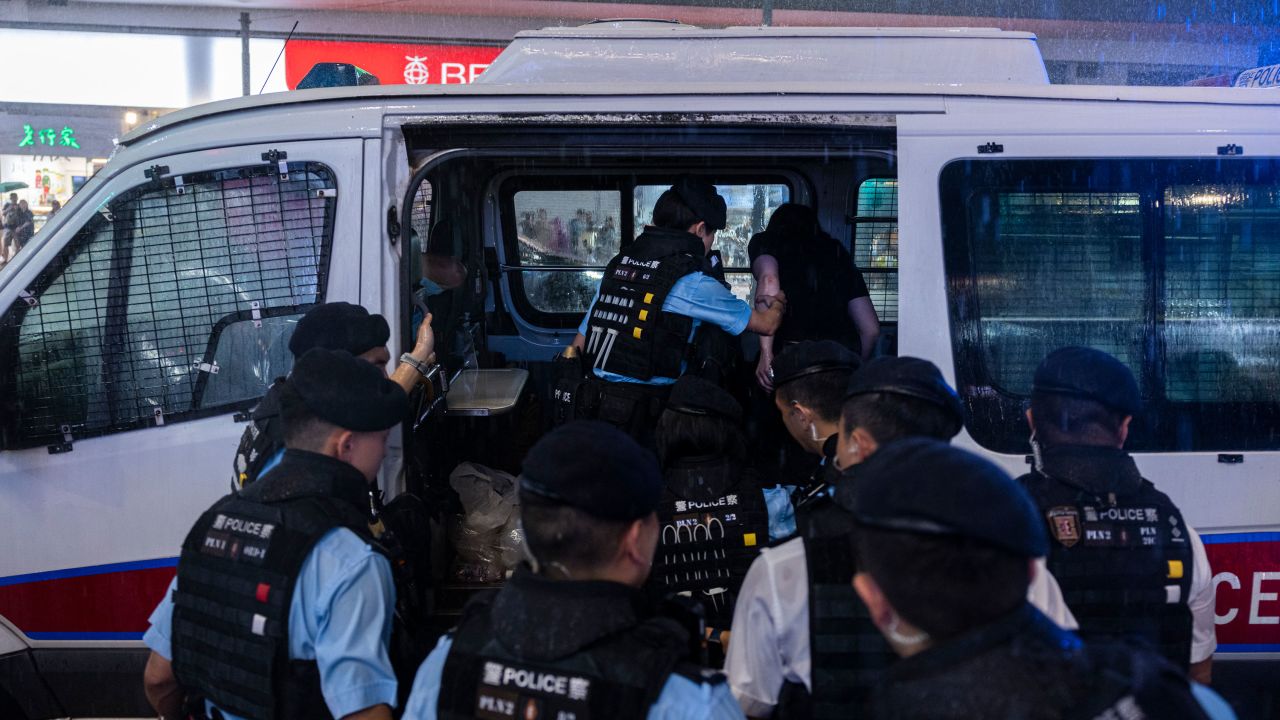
[477,23,1049,86]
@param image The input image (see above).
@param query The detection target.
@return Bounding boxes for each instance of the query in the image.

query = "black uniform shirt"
[748,231,870,350]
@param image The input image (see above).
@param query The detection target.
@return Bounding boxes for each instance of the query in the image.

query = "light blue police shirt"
[762,486,798,541]
[402,635,746,720]
[577,273,752,386]
[144,527,398,719]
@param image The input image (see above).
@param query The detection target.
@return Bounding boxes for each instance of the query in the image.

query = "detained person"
[749,203,880,392]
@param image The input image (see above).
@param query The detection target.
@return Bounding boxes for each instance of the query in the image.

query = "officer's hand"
[756,349,774,392]
[410,312,436,365]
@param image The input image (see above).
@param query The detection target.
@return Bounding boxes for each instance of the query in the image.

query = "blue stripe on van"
[0,557,178,587]
[1200,532,1280,545]
[26,631,146,641]
[1217,644,1280,653]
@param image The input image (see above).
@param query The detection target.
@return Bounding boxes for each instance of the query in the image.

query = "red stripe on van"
[0,565,175,635]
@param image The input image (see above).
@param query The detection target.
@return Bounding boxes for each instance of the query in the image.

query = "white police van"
[0,21,1277,717]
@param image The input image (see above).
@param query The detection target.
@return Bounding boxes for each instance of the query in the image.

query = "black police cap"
[288,348,408,432]
[838,437,1048,558]
[1033,346,1141,416]
[288,302,391,359]
[772,340,860,390]
[667,375,743,423]
[844,356,964,433]
[520,421,663,522]
[671,176,728,232]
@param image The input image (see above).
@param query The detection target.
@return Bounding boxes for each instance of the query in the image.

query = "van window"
[500,179,789,327]
[511,188,622,315]
[941,159,1280,453]
[852,178,899,322]
[0,162,337,449]
[634,182,790,303]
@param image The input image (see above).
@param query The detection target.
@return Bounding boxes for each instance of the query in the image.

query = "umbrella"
[0,181,29,194]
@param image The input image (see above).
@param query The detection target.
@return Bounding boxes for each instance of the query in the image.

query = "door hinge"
[977,142,1004,155]
[144,164,170,181]
[262,149,289,180]
[387,205,401,244]
[48,424,74,454]
[1217,144,1245,156]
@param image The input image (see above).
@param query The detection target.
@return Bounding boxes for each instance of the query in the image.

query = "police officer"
[143,348,409,720]
[769,340,861,521]
[726,357,1078,719]
[1019,347,1217,682]
[843,437,1233,719]
[567,177,786,441]
[403,421,744,719]
[649,376,780,640]
[749,203,880,393]
[236,301,438,486]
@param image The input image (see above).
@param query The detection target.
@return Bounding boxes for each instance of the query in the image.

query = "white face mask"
[1030,430,1045,474]
[885,612,930,647]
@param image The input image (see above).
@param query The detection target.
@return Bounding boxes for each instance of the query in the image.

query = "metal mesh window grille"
[976,192,1146,396]
[1164,184,1280,403]
[1,162,336,449]
[853,178,898,322]
[943,159,1280,453]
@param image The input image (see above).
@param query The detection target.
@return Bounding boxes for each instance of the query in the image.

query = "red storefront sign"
[1203,533,1280,651]
[284,40,504,89]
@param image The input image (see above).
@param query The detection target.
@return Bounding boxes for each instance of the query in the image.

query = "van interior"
[392,123,899,617]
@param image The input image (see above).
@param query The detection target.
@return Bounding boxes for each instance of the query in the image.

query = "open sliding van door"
[0,138,363,717]
[896,90,1280,710]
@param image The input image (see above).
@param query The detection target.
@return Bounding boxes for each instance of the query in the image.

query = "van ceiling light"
[296,62,381,90]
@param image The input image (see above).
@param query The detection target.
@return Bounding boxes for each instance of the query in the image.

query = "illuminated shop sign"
[283,40,504,89]
[17,124,81,150]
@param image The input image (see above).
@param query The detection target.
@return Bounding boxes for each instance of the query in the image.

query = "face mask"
[419,276,446,298]
[1030,430,1045,474]
[885,612,930,647]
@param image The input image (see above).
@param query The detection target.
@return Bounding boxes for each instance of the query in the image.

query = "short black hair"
[654,409,747,467]
[1029,391,1127,447]
[855,526,1029,641]
[840,392,960,445]
[519,492,633,574]
[277,381,340,451]
[651,189,701,231]
[778,369,852,424]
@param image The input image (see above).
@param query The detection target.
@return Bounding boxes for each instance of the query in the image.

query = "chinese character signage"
[17,124,81,150]
[283,40,504,89]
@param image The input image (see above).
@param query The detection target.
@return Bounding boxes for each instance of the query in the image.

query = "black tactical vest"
[867,604,1209,720]
[438,567,711,720]
[171,450,379,720]
[1018,445,1194,670]
[583,227,706,382]
[685,250,743,387]
[650,458,770,629]
[778,485,895,720]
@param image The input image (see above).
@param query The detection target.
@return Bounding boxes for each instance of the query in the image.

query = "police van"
[1,21,1277,717]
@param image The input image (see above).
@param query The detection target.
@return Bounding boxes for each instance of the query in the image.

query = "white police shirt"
[1186,527,1218,664]
[723,537,1080,717]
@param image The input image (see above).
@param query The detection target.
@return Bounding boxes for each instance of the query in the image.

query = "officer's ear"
[1024,408,1037,433]
[1117,415,1132,448]
[329,428,356,463]
[852,572,894,630]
